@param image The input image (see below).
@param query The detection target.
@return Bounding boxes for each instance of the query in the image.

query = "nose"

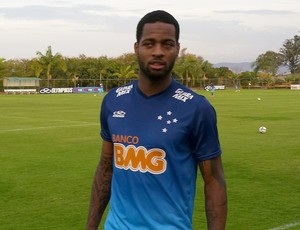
[152,44,164,56]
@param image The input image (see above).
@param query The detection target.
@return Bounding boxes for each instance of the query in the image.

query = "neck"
[138,75,172,96]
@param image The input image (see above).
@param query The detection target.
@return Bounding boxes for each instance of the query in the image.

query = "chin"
[147,72,170,81]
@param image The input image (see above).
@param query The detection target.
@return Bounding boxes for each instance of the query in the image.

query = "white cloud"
[0,0,299,63]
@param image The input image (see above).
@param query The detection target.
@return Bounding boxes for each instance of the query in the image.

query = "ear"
[176,42,180,56]
[134,42,139,54]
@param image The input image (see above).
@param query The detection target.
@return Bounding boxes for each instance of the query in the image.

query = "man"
[210,83,215,96]
[98,83,104,96]
[86,10,227,230]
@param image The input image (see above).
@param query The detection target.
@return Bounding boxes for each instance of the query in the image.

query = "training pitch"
[0,89,299,230]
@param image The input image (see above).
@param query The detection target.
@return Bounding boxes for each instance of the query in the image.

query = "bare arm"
[199,155,227,230]
[86,140,114,230]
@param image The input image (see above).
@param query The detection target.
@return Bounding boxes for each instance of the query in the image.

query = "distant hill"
[213,62,290,75]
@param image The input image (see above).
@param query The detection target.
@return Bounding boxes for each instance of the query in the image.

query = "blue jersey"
[100,79,222,230]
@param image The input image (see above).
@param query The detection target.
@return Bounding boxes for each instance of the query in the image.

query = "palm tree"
[30,58,43,78]
[71,76,79,87]
[36,46,67,87]
[113,65,137,85]
[175,48,204,87]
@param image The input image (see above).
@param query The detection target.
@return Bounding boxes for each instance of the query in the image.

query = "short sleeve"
[100,95,112,142]
[191,98,222,161]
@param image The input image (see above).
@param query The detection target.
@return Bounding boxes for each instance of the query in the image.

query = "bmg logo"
[114,143,167,174]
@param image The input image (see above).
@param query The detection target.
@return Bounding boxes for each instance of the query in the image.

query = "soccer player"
[210,82,215,96]
[98,83,104,96]
[86,10,227,230]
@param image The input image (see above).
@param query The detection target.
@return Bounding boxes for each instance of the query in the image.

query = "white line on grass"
[0,115,94,124]
[0,123,98,133]
[268,221,300,230]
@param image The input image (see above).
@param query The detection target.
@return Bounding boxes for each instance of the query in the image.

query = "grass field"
[0,89,299,230]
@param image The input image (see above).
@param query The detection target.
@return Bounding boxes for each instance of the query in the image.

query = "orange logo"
[114,143,167,174]
[112,134,139,144]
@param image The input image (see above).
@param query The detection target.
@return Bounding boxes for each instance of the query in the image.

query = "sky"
[0,0,299,64]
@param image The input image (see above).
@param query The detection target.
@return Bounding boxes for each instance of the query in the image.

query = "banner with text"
[39,87,102,94]
[73,87,101,94]
[39,88,73,94]
[291,84,300,90]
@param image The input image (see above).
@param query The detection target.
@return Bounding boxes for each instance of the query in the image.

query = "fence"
[0,77,294,93]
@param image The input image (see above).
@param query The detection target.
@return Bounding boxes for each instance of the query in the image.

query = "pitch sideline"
[0,122,98,133]
[268,221,300,230]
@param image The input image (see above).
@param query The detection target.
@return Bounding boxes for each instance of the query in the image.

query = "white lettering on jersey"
[172,88,194,102]
[116,85,133,97]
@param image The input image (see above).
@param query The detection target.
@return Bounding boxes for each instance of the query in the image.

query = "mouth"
[149,61,166,70]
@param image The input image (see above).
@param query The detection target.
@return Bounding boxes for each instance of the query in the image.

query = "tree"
[36,46,67,87]
[214,67,234,85]
[113,53,139,85]
[2,59,35,78]
[174,48,204,87]
[257,71,272,87]
[64,57,80,86]
[280,35,300,74]
[30,58,44,78]
[113,65,137,85]
[200,60,215,84]
[115,53,138,70]
[253,51,283,76]
[71,76,79,87]
[0,58,7,79]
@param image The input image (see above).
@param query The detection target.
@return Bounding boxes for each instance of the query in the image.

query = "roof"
[4,77,41,80]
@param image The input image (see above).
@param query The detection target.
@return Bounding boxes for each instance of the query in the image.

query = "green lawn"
[0,90,299,230]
